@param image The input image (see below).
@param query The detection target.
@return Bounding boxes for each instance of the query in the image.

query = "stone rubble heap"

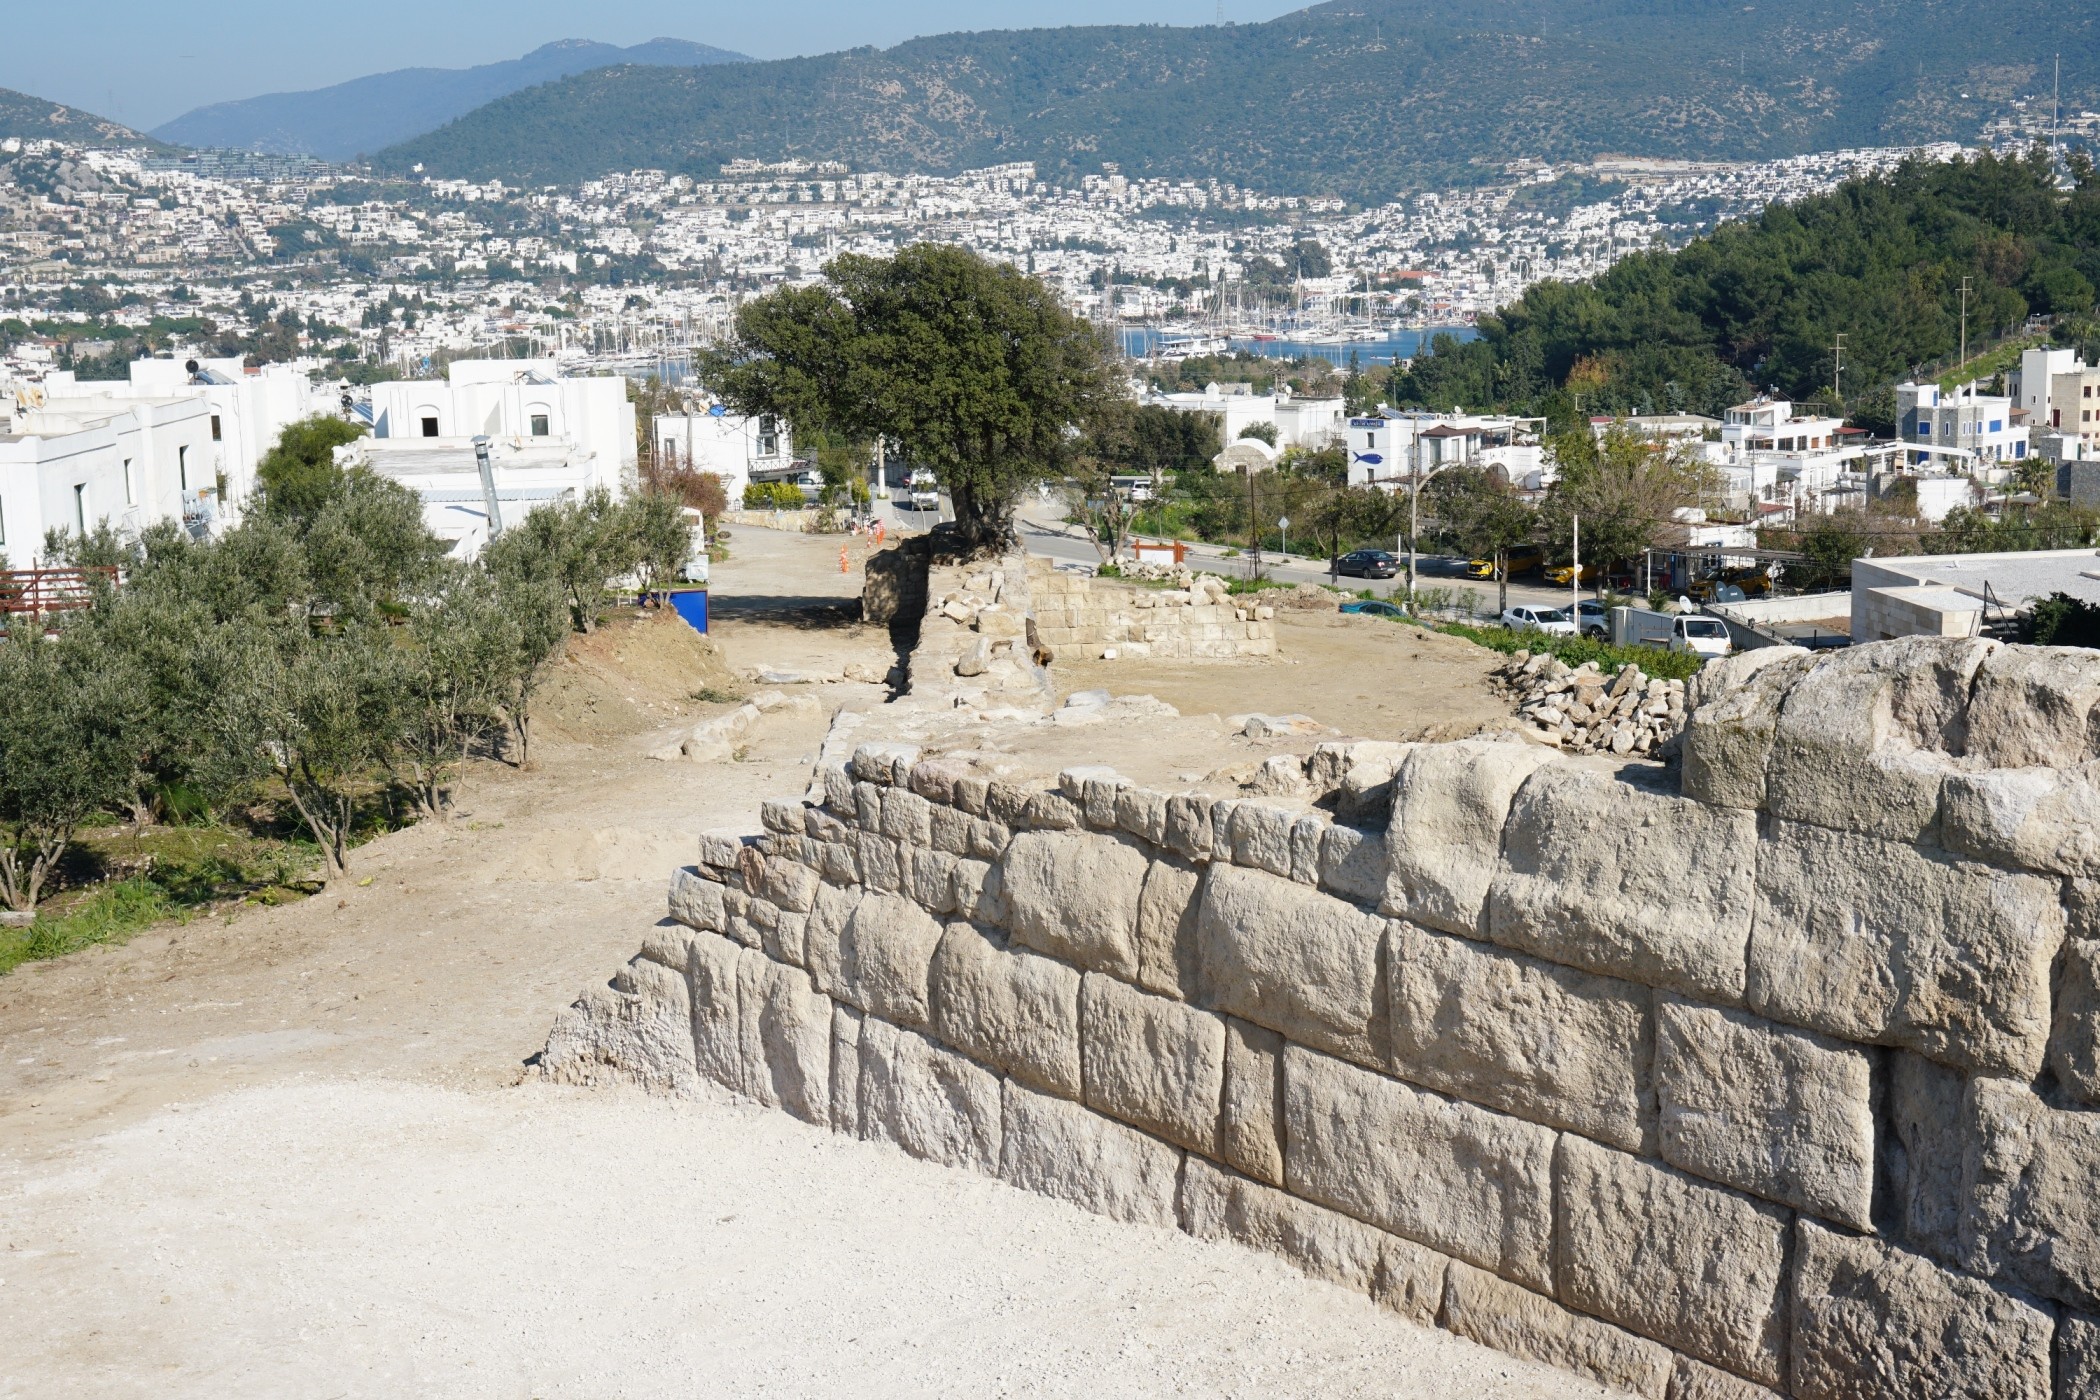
[1493,651,1688,755]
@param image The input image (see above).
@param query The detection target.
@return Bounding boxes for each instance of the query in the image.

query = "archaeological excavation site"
[543,544,2100,1400]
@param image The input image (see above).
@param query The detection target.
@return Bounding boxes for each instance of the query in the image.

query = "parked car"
[1575,599,1608,638]
[1336,549,1400,579]
[1500,605,1577,636]
[1609,607,1736,660]
[1463,544,1543,580]
[1340,599,1409,620]
[1542,561,1602,587]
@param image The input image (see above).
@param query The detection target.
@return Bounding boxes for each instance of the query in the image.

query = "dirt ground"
[0,526,1595,1400]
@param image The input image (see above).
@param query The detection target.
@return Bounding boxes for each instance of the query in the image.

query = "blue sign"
[1353,452,1384,465]
[707,403,727,417]
[1349,417,1387,429]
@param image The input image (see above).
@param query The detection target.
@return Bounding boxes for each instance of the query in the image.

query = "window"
[1989,421,2002,434]
[178,444,188,492]
[74,483,87,533]
[123,458,136,505]
[529,413,550,437]
[758,414,780,458]
[210,414,222,441]
[420,416,440,437]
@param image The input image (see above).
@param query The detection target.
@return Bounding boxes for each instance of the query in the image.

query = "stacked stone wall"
[548,603,2100,1397]
[1028,560,1276,661]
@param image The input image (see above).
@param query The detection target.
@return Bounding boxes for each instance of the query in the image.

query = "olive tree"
[0,633,142,913]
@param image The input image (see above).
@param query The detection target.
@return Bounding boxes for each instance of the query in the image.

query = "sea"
[1116,325,1478,369]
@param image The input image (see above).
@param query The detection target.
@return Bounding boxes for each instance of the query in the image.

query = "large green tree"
[1425,465,1538,612]
[706,244,1117,550]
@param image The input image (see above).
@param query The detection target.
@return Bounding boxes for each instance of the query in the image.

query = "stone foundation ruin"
[543,545,2100,1399]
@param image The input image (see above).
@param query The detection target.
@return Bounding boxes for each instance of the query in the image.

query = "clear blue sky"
[5,1,1306,131]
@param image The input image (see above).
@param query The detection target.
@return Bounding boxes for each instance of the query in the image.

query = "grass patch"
[0,827,320,977]
[688,684,746,705]
[1431,619,1705,681]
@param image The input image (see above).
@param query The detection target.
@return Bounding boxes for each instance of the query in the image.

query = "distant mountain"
[0,87,164,150]
[376,0,2100,198]
[152,38,751,162]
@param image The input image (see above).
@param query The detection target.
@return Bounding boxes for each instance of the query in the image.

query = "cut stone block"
[2059,1311,2100,1400]
[829,1005,862,1136]
[1384,740,1560,937]
[2055,936,2100,1107]
[1226,801,1299,877]
[856,1016,1003,1174]
[1678,648,1815,809]
[999,828,1150,978]
[1317,823,1386,905]
[1764,636,1993,841]
[998,1079,1181,1227]
[1388,922,1655,1153]
[1963,643,2100,769]
[1134,856,1202,1000]
[668,866,727,933]
[1961,1076,2100,1310]
[1218,1018,1284,1187]
[754,959,832,1126]
[1198,864,1388,1069]
[690,929,749,1095]
[1885,1051,1968,1267]
[1080,974,1225,1155]
[1748,819,2062,1077]
[1179,1156,1444,1324]
[1442,1261,1672,1399]
[928,921,1082,1099]
[543,953,700,1098]
[824,892,945,1030]
[1487,760,1758,1003]
[1283,1044,1555,1293]
[800,881,864,999]
[1668,1356,1784,1400]
[1655,996,1876,1228]
[1792,1219,2053,1400]
[1942,761,2100,880]
[1555,1136,1791,1386]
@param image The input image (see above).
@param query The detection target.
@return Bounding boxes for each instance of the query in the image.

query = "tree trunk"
[1498,548,1510,615]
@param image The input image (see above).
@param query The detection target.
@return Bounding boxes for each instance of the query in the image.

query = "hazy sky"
[5,1,1306,132]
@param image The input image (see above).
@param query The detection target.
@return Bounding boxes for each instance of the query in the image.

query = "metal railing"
[0,567,118,620]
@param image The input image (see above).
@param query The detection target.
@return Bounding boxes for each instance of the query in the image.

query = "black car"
[1336,549,1399,579]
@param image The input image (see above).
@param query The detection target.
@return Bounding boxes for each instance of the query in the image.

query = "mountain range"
[150,38,749,162]
[375,0,2100,198]
[0,87,164,150]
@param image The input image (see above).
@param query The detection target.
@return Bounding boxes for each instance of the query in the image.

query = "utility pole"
[1831,331,1847,413]
[1406,436,1420,605]
[1246,468,1262,581]
[1959,276,1972,372]
[1570,514,1581,621]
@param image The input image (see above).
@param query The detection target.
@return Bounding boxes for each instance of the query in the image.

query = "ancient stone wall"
[1028,559,1276,661]
[547,581,2100,1397]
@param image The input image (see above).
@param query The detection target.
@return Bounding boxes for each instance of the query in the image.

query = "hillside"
[376,0,2100,197]
[0,87,163,150]
[152,38,750,162]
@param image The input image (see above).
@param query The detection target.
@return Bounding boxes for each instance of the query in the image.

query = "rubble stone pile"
[1493,651,1688,755]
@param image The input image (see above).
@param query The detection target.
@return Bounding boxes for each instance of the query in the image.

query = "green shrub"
[741,481,806,510]
[1433,619,1705,681]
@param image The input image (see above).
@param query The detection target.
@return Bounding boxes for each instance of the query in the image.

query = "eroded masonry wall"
[1027,559,1277,661]
[545,615,2100,1399]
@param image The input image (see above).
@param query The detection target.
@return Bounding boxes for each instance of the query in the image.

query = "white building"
[368,359,637,486]
[333,437,608,560]
[2012,346,2086,433]
[652,409,792,502]
[1897,382,2028,469]
[0,386,214,565]
[1150,383,1343,452]
[1342,411,1545,489]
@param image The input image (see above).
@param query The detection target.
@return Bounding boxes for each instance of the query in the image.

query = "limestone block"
[1178,1157,1445,1324]
[1388,922,1655,1154]
[877,786,934,846]
[985,780,1033,828]
[1134,856,1202,1000]
[949,857,1006,926]
[1964,644,2100,768]
[1764,637,1993,841]
[999,829,1150,979]
[1080,974,1225,1154]
[698,828,753,871]
[1555,1136,1790,1386]
[765,910,808,969]
[820,763,855,816]
[1792,1219,2053,1400]
[690,929,749,1095]
[1019,790,1083,831]
[545,954,700,1097]
[928,921,1082,1099]
[1442,1261,1672,1400]
[904,846,958,915]
[1487,760,1758,1003]
[966,816,1010,863]
[830,892,946,1030]
[1679,648,1816,808]
[1225,802,1299,877]
[855,1015,1003,1174]
[760,799,808,837]
[800,881,863,1002]
[829,1005,862,1136]
[850,742,918,785]
[929,802,973,856]
[1198,864,1387,1069]
[1384,740,1560,937]
[1288,814,1323,885]
[1748,819,2062,1077]
[1113,786,1170,847]
[1318,823,1386,905]
[814,839,858,886]
[639,923,692,971]
[998,1079,1181,1227]
[1655,997,1876,1228]
[1885,1052,1968,1266]
[755,960,832,1126]
[758,854,819,916]
[1669,1356,1784,1400]
[668,866,727,933]
[2060,1312,2100,1400]
[851,829,905,893]
[1962,1076,2100,1309]
[1942,762,2100,880]
[1307,739,1415,801]
[1164,793,1214,862]
[1283,1045,1556,1292]
[2058,935,2100,1107]
[733,951,773,1105]
[1218,1018,1284,1186]
[853,780,882,830]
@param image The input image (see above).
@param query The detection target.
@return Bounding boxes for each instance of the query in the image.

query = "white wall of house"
[0,395,213,563]
[652,410,792,502]
[369,359,637,489]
